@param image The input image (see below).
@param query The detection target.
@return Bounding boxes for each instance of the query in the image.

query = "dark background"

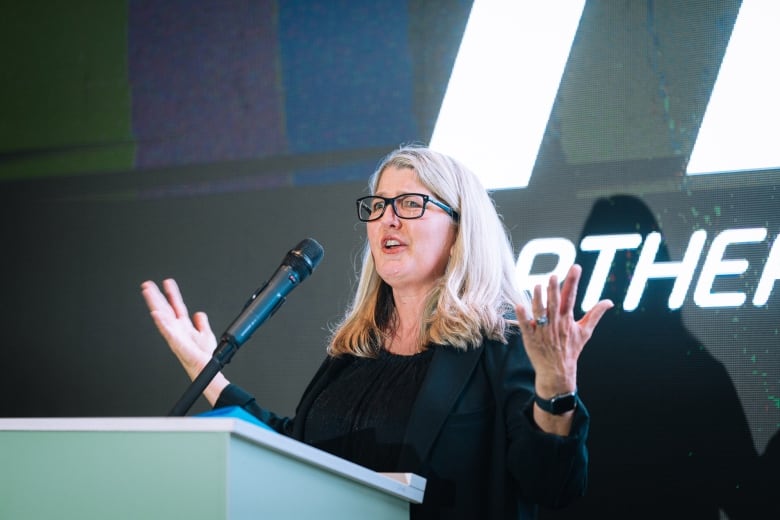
[1,1,777,517]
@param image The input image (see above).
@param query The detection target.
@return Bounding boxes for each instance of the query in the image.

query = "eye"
[399,196,423,209]
[371,199,386,212]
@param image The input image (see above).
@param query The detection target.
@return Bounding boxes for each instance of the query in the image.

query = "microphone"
[168,238,324,416]
[221,237,324,349]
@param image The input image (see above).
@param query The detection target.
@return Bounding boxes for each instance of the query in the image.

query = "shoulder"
[481,326,526,357]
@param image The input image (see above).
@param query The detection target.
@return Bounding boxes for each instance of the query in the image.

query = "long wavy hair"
[327,145,529,357]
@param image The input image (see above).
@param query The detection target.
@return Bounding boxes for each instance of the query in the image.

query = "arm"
[215,383,295,435]
[213,356,337,437]
[490,333,591,509]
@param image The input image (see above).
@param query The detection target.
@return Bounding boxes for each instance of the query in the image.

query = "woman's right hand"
[141,278,228,404]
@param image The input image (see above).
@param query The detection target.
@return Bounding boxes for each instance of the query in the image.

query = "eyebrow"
[372,191,432,197]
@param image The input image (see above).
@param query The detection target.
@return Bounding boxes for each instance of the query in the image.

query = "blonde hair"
[328,145,529,356]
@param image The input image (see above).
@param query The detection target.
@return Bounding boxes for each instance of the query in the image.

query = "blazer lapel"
[399,345,484,468]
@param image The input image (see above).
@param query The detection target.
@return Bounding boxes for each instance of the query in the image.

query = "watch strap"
[534,389,578,415]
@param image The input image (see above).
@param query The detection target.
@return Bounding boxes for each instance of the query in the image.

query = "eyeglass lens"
[358,194,427,221]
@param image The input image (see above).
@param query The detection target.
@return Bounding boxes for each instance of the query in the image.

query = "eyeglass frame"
[355,192,460,222]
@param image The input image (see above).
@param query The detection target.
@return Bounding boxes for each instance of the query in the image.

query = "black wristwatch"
[534,390,577,415]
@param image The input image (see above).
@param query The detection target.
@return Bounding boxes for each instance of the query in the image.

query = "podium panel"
[0,418,425,520]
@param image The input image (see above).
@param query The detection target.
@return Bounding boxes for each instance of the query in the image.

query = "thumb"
[193,311,214,336]
[579,299,614,335]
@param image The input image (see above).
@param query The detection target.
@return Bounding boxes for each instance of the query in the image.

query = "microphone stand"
[168,338,240,417]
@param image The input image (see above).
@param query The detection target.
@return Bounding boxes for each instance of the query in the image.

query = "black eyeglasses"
[356,193,460,222]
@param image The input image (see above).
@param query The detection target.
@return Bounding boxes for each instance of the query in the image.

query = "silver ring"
[535,315,549,326]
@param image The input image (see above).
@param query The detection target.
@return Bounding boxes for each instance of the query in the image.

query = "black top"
[303,348,434,471]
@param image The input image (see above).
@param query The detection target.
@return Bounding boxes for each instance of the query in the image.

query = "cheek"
[425,228,456,267]
[366,224,381,249]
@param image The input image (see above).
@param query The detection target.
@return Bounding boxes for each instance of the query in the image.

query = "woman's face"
[367,166,457,295]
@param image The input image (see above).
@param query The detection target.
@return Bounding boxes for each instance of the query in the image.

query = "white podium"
[0,417,425,520]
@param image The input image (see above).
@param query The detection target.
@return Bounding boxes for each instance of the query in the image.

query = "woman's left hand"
[517,264,613,433]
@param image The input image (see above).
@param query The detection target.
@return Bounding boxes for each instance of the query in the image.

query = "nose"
[378,202,401,226]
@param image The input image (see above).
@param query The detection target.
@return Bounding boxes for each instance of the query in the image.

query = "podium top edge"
[0,416,251,433]
[0,417,426,503]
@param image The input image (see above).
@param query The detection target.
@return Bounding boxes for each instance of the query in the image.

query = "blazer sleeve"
[487,332,590,509]
[213,356,335,437]
[214,383,296,436]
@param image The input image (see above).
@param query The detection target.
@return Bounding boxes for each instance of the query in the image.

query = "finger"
[515,302,534,335]
[559,264,582,316]
[141,281,175,318]
[162,278,189,319]
[148,308,177,341]
[533,283,552,329]
[546,274,559,328]
[515,298,534,322]
[532,283,545,320]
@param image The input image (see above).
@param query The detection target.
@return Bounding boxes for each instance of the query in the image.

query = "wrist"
[203,373,230,406]
[534,381,576,400]
[534,370,577,399]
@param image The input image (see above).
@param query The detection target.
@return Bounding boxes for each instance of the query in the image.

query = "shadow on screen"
[539,194,779,519]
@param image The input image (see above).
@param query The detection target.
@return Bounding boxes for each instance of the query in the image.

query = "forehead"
[375,166,428,195]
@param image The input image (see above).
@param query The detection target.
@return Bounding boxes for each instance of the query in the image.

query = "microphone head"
[286,238,324,280]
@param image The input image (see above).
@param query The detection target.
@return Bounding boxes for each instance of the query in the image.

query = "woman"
[142,145,613,518]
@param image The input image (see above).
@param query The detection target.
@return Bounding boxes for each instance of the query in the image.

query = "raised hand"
[517,264,613,433]
[141,278,228,404]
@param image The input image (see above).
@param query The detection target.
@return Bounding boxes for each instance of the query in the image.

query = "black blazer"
[217,331,589,519]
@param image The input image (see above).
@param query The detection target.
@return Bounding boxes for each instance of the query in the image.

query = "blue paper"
[197,406,276,432]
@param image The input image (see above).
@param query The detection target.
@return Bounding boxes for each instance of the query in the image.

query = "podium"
[0,417,425,519]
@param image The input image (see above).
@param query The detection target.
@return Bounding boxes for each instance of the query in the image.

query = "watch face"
[551,394,577,414]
